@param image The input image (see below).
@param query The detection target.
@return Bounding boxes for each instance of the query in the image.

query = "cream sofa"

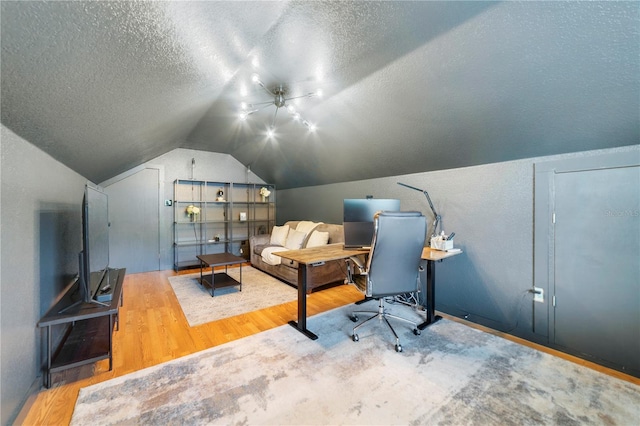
[249,220,348,293]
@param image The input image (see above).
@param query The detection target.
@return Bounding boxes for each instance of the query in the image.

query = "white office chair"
[349,211,426,352]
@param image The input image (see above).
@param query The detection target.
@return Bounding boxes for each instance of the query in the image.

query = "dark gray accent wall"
[277,145,640,349]
[1,125,86,425]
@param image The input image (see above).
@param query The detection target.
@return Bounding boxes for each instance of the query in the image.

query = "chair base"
[350,298,420,352]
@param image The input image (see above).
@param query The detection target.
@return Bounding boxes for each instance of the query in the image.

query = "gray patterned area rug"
[168,266,296,326]
[71,300,639,425]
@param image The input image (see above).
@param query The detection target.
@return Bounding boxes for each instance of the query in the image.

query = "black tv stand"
[58,295,109,314]
[38,268,126,388]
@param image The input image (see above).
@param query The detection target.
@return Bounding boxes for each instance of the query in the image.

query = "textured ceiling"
[2,1,638,189]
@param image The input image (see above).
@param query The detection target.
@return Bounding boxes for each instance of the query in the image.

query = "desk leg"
[288,264,319,340]
[418,260,442,330]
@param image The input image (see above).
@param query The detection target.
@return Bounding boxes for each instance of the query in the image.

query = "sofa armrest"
[250,234,271,249]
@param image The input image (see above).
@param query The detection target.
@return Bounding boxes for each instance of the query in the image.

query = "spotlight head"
[267,127,275,138]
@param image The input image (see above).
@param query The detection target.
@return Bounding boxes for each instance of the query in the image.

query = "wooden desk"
[278,244,462,340]
[277,244,369,340]
[419,247,462,329]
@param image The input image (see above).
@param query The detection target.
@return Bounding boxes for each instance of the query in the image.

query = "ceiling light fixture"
[240,73,320,136]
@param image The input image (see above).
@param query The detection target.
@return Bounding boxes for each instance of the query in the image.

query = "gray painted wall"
[103,148,266,271]
[1,125,86,425]
[277,145,640,345]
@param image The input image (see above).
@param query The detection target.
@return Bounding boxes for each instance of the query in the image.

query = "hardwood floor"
[17,266,638,425]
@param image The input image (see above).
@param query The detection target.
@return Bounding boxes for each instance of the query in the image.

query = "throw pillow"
[284,228,307,250]
[296,221,322,235]
[306,230,329,248]
[270,225,290,246]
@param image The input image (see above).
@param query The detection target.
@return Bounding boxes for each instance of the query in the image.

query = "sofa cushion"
[285,228,307,249]
[253,243,279,256]
[306,230,330,248]
[270,225,290,246]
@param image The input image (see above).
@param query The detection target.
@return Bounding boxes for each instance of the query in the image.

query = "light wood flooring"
[17,266,639,425]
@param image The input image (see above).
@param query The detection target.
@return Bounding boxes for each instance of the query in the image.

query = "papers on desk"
[446,248,462,253]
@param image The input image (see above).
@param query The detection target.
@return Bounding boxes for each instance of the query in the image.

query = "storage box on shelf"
[173,180,275,270]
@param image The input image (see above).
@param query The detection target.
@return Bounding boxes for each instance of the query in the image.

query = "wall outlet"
[533,287,544,303]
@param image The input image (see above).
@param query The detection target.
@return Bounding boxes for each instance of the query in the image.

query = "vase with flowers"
[186,205,200,222]
[259,187,271,202]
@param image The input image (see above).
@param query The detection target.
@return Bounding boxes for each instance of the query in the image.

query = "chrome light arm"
[284,92,317,102]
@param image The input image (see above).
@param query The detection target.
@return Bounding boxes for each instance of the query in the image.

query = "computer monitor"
[343,198,401,248]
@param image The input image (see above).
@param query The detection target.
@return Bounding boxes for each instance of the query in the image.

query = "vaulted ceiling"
[2,1,638,189]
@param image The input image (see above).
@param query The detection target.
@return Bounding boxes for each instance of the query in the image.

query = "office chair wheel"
[413,328,421,336]
[350,315,358,322]
[395,344,402,352]
[352,334,359,342]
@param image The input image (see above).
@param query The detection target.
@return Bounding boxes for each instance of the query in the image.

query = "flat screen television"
[343,198,401,248]
[79,183,111,303]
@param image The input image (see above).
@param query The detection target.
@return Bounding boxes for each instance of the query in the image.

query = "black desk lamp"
[397,182,441,239]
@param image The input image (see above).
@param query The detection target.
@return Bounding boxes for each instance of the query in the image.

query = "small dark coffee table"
[196,253,244,297]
